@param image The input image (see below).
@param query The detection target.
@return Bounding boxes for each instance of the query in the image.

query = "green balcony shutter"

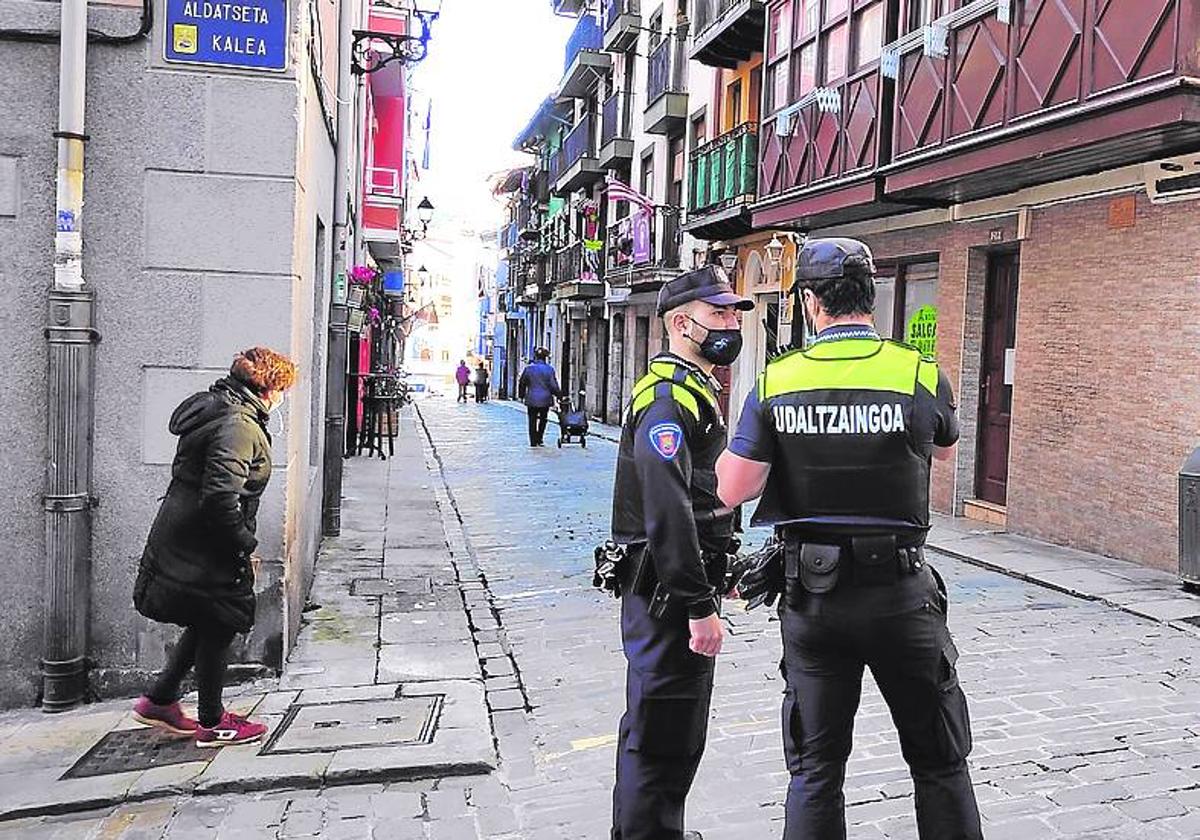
[738,131,757,197]
[705,145,715,208]
[694,154,708,210]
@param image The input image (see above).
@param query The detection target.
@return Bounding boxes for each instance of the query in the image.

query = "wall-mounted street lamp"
[351,8,439,76]
[416,197,434,227]
[416,264,431,286]
[764,233,785,269]
[401,197,435,249]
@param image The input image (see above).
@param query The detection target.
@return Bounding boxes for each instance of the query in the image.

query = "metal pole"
[43,0,97,712]
[322,0,361,537]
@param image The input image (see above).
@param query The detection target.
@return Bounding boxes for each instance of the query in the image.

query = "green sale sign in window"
[905,305,938,357]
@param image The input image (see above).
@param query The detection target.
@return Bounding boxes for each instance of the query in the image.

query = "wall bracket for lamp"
[351,10,438,75]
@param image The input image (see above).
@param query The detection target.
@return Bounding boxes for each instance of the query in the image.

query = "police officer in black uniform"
[609,265,753,840]
[716,239,983,840]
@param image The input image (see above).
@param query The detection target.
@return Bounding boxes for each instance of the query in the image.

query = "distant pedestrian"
[518,348,562,447]
[132,347,298,748]
[474,361,490,403]
[455,360,470,403]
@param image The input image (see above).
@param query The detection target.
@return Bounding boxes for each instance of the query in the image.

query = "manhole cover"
[260,696,442,755]
[351,577,432,597]
[62,727,209,779]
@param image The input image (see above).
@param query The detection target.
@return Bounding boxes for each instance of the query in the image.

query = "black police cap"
[656,265,754,316]
[792,238,877,292]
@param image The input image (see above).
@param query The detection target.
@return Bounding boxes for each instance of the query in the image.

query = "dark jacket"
[133,378,273,633]
[518,361,562,409]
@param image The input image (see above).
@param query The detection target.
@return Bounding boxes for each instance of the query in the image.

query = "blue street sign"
[164,0,289,72]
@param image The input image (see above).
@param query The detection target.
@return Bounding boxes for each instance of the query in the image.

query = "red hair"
[230,347,298,394]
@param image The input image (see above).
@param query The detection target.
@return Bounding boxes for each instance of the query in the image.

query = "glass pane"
[824,0,849,23]
[797,0,819,37]
[771,5,791,58]
[901,262,940,356]
[772,57,790,110]
[822,23,847,83]
[854,4,884,69]
[794,44,816,97]
[873,274,896,339]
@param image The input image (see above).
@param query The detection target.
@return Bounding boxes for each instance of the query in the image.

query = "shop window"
[874,259,940,355]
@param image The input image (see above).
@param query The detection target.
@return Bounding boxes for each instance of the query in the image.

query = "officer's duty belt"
[780,534,924,594]
[618,543,728,598]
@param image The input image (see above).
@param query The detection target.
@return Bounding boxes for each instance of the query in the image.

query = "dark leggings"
[148,625,237,728]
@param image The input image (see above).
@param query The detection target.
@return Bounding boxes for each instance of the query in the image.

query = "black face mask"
[687,317,743,366]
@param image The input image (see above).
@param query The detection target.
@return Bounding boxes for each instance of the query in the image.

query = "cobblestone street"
[419,399,1200,840]
[4,396,1200,839]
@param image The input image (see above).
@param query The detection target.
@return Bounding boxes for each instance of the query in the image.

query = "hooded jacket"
[133,378,274,633]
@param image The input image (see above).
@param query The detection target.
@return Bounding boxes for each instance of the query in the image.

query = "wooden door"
[975,251,1019,505]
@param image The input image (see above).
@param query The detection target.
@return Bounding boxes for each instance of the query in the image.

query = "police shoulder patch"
[647,422,684,460]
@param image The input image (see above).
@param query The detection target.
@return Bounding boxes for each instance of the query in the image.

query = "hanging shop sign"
[164,0,289,72]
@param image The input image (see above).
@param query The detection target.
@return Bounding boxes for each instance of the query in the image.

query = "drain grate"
[350,577,432,597]
[260,695,443,755]
[61,727,209,780]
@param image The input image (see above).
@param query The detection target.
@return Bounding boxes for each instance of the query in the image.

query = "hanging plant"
[349,265,377,286]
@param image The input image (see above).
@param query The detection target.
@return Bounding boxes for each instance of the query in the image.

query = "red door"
[975,251,1020,505]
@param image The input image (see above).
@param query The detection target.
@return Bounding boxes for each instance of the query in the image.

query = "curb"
[489,398,621,444]
[927,541,1200,637]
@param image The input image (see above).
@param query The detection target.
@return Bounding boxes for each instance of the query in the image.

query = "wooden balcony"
[645,35,689,134]
[599,91,635,168]
[685,122,758,240]
[753,0,1200,230]
[603,0,640,52]
[689,0,766,69]
[552,114,603,196]
[880,0,1200,203]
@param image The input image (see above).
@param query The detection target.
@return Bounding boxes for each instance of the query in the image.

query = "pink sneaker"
[195,710,268,748]
[131,696,198,737]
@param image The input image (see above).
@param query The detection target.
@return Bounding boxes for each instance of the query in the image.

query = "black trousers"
[612,590,715,840]
[527,406,549,445]
[779,566,982,840]
[148,624,238,728]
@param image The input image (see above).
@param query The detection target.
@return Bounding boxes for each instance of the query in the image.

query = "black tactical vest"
[750,338,942,543]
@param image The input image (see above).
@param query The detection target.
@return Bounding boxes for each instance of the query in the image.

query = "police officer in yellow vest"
[716,239,982,840]
[609,265,753,840]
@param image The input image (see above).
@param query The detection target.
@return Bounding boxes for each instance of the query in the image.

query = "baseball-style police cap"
[655,265,754,316]
[792,238,877,292]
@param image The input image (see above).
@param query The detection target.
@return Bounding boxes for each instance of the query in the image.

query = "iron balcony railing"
[601,91,633,146]
[604,0,640,30]
[563,12,603,73]
[647,33,688,104]
[605,206,682,273]
[555,239,605,285]
[561,113,597,171]
[689,122,758,215]
[693,0,737,36]
[549,148,564,184]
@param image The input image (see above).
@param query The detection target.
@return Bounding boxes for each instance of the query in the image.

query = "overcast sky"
[410,1,575,235]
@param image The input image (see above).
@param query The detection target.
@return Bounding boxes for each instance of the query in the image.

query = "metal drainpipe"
[42,0,98,712]
[321,0,361,536]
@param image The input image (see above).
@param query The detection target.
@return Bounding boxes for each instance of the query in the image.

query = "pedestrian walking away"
[455,359,471,403]
[517,347,562,447]
[717,238,983,840]
[474,361,490,403]
[606,265,753,840]
[131,346,298,749]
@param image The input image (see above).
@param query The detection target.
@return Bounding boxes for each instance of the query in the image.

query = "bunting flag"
[603,173,654,210]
